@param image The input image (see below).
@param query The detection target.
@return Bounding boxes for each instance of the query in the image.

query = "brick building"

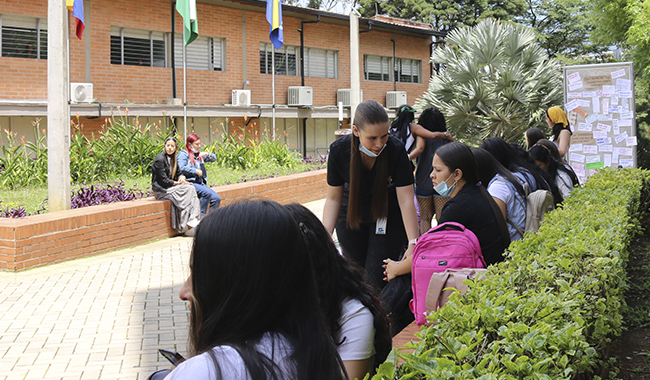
[0,0,442,156]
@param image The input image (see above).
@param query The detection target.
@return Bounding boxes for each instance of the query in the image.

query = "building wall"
[0,0,432,107]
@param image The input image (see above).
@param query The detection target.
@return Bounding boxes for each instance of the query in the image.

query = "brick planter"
[0,169,327,271]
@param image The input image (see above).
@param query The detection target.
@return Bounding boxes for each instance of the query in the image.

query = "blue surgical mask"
[191,148,199,154]
[359,142,386,158]
[434,172,457,197]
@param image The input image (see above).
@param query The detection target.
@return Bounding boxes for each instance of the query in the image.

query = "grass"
[0,161,325,216]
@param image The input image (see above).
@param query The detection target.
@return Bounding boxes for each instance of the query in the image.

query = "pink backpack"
[409,222,485,325]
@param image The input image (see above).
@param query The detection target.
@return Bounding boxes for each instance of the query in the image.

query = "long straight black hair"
[471,147,526,197]
[480,137,551,192]
[285,203,392,366]
[164,137,179,179]
[348,100,390,229]
[188,200,346,380]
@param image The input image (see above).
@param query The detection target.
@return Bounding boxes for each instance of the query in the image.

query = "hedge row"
[375,168,650,380]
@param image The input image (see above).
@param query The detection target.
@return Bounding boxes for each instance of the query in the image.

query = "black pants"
[336,214,407,290]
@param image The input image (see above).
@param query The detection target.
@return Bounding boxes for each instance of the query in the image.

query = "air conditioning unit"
[336,89,364,107]
[288,86,313,106]
[70,83,93,104]
[386,91,407,109]
[232,90,251,107]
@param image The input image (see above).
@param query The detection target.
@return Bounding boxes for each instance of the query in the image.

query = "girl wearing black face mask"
[323,100,419,290]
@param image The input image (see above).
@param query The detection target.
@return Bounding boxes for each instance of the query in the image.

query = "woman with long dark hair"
[546,106,572,159]
[389,104,453,154]
[480,137,551,194]
[177,133,221,216]
[529,141,578,204]
[472,147,527,241]
[323,100,420,290]
[408,107,451,233]
[171,200,346,380]
[285,203,391,380]
[151,137,200,234]
[525,128,546,150]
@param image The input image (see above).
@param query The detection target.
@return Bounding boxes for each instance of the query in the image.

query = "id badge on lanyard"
[375,218,387,235]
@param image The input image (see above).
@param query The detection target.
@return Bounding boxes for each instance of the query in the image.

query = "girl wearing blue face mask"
[323,100,420,290]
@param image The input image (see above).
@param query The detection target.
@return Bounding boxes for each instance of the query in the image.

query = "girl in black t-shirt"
[323,100,420,290]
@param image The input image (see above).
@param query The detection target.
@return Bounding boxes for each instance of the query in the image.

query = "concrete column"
[47,0,71,211]
[349,11,361,125]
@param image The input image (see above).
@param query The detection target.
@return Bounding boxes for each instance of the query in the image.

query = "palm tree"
[415,18,563,143]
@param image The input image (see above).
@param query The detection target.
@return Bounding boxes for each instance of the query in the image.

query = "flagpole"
[272,48,276,140]
[182,28,188,141]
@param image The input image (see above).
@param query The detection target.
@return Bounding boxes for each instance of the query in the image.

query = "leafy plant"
[415,18,563,143]
[375,168,650,379]
[70,181,150,209]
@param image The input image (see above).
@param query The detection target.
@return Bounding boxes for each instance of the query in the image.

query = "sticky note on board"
[620,159,634,167]
[575,107,587,118]
[583,145,598,154]
[568,111,578,127]
[604,154,612,167]
[618,119,633,127]
[569,81,584,91]
[620,111,633,119]
[616,147,633,156]
[615,132,629,144]
[565,99,579,112]
[627,136,638,146]
[568,92,582,99]
[572,162,586,176]
[599,144,613,152]
[593,131,608,139]
[599,114,613,121]
[602,86,616,96]
[568,72,582,84]
[586,161,605,169]
[596,123,611,132]
[586,114,599,124]
[583,91,597,98]
[586,156,602,164]
[619,91,633,98]
[610,94,619,106]
[616,78,631,91]
[596,137,612,145]
[611,69,626,79]
[577,99,591,108]
[571,153,586,163]
[577,123,593,132]
[569,143,583,152]
[602,98,610,114]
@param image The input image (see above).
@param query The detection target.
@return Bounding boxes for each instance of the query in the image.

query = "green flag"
[176,0,198,46]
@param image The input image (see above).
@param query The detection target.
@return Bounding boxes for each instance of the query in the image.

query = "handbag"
[425,268,488,314]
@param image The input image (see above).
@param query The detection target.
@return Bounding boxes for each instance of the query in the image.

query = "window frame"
[260,43,338,79]
[110,26,167,67]
[364,54,422,83]
[0,14,48,60]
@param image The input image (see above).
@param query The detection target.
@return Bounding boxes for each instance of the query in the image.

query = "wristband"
[408,238,418,245]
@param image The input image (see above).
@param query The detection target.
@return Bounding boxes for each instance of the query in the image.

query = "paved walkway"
[0,199,419,379]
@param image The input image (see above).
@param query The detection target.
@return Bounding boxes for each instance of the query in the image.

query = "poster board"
[563,62,637,183]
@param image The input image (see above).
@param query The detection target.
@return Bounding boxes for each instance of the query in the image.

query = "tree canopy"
[357,0,527,34]
[415,19,562,143]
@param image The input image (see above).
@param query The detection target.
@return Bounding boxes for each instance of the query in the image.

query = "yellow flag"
[66,0,74,11]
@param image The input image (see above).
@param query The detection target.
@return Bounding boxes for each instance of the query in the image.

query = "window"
[0,14,47,59]
[364,55,390,81]
[396,58,420,83]
[260,43,297,76]
[110,26,166,67]
[174,35,225,71]
[304,47,337,79]
[364,55,421,83]
[260,43,338,78]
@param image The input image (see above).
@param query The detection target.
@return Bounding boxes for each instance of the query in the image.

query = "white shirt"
[337,298,375,361]
[166,333,294,380]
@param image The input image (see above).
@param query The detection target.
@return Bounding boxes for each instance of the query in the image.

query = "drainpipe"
[391,38,396,91]
[171,2,177,98]
[298,16,320,158]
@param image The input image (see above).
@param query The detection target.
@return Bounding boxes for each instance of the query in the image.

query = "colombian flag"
[266,0,283,50]
[66,0,85,39]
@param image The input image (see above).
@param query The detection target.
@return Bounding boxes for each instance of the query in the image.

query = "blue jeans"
[192,183,221,216]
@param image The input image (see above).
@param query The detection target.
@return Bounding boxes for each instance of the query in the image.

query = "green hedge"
[375,168,650,380]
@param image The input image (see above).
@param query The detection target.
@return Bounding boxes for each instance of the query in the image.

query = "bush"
[375,168,650,379]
